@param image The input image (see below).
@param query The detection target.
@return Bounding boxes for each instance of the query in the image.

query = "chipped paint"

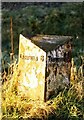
[18,34,46,101]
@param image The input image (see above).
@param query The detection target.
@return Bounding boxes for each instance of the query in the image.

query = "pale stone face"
[18,34,46,101]
[17,34,72,101]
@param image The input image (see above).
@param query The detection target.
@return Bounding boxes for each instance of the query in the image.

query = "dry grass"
[1,57,84,119]
[1,62,55,119]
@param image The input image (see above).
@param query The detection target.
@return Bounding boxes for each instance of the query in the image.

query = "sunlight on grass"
[1,57,84,119]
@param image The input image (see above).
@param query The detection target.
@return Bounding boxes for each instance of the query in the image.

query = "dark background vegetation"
[1,2,84,120]
[1,2,84,66]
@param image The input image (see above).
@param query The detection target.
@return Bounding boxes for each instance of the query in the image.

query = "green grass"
[1,3,84,119]
[2,3,84,70]
[1,59,84,120]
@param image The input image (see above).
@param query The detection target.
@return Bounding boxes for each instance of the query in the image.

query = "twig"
[10,17,14,61]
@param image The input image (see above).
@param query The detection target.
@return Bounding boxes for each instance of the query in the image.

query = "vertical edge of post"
[44,53,47,102]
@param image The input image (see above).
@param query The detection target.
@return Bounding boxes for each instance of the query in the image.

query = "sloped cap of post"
[26,34,73,52]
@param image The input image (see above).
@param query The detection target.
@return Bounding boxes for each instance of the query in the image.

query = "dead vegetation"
[1,57,84,120]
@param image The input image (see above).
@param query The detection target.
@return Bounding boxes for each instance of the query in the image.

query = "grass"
[2,4,84,70]
[1,3,84,119]
[1,58,84,120]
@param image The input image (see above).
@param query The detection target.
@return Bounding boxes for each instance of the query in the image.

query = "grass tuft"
[1,57,84,120]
